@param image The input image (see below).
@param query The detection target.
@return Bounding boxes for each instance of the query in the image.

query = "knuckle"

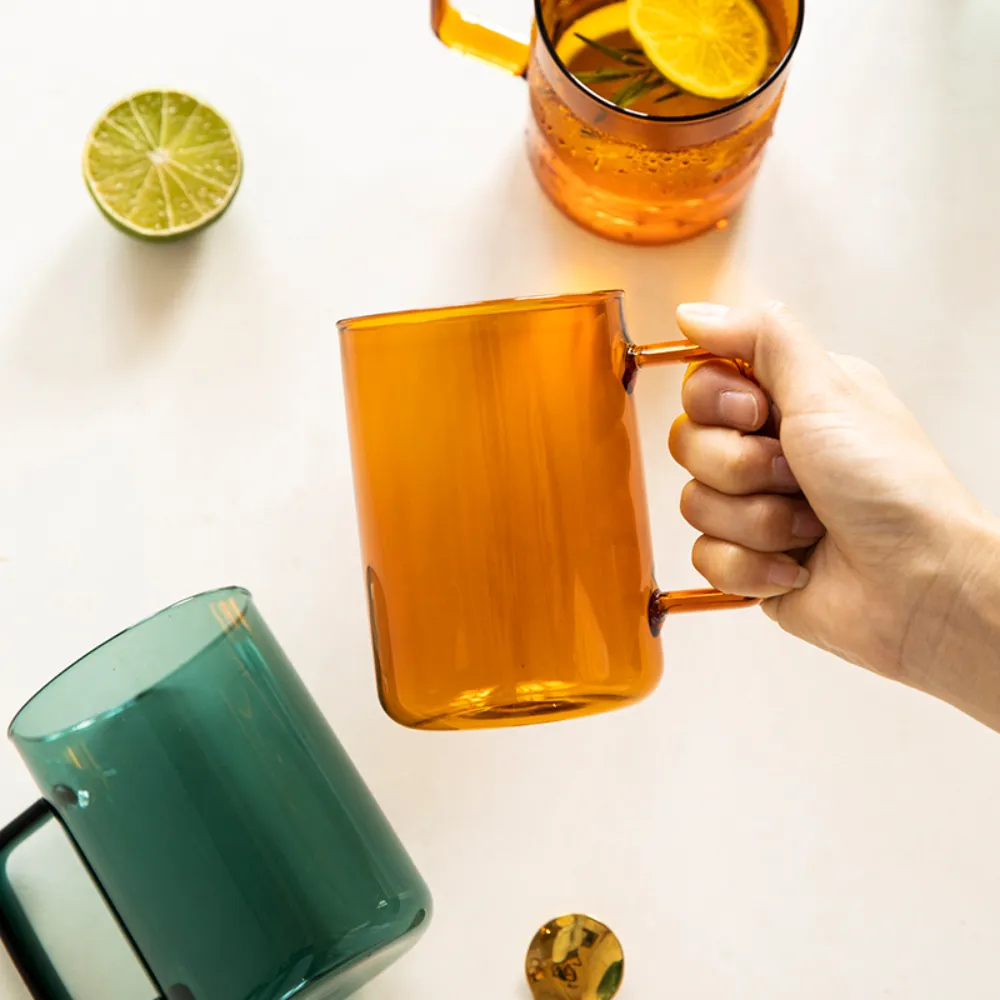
[760,300,795,339]
[693,536,736,584]
[679,371,706,412]
[717,442,764,496]
[678,479,701,519]
[754,302,792,369]
[715,541,746,581]
[718,543,768,594]
[762,299,791,322]
[691,536,718,581]
[682,361,733,410]
[720,440,753,490]
[834,353,886,384]
[759,299,808,352]
[693,537,771,596]
[682,359,716,387]
[667,414,690,463]
[747,497,789,548]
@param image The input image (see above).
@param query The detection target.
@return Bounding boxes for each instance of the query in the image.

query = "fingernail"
[768,560,809,590]
[773,455,799,490]
[719,390,759,428]
[792,508,825,539]
[677,302,730,321]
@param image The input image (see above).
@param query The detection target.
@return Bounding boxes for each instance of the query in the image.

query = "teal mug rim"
[7,585,252,744]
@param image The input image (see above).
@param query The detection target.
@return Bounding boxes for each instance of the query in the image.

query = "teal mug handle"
[0,801,167,1000]
[0,801,74,1000]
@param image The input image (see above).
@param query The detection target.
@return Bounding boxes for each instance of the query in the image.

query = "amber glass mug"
[339,291,756,731]
[432,0,804,245]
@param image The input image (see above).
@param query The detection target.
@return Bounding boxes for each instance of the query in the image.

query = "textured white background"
[1,0,1000,997]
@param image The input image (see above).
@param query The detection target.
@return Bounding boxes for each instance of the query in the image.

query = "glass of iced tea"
[432,0,804,244]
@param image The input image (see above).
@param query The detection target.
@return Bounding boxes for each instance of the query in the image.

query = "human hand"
[669,301,1000,716]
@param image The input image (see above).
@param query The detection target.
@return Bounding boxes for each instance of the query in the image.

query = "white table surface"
[2,0,1000,997]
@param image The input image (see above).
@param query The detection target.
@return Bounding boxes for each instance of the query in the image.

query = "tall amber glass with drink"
[432,0,804,245]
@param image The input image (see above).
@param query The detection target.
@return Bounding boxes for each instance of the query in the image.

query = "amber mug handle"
[624,338,763,632]
[431,0,532,75]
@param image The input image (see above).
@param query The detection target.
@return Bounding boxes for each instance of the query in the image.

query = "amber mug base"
[397,689,645,732]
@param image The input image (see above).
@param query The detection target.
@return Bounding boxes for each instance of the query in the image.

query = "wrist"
[904,512,1000,730]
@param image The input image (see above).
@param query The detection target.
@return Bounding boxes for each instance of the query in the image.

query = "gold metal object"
[525,914,624,1000]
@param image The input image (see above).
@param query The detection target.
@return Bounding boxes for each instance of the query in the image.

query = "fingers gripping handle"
[627,340,761,632]
[431,0,531,75]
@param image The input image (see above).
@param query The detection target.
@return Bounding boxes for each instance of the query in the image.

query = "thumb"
[676,301,849,415]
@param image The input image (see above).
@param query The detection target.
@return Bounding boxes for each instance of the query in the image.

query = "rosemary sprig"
[612,72,662,108]
[572,33,683,109]
[573,68,634,85]
[573,33,646,66]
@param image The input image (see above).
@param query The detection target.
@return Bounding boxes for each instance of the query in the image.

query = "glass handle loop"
[629,340,762,630]
[0,801,80,1000]
[627,340,754,383]
[0,800,165,1000]
[431,0,531,75]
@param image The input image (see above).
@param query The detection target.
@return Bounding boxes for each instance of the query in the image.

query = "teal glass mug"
[0,588,431,1000]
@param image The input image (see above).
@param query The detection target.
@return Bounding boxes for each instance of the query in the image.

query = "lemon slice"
[627,0,770,100]
[83,90,242,241]
[555,2,631,66]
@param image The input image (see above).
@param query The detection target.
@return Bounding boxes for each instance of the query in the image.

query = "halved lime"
[83,90,242,241]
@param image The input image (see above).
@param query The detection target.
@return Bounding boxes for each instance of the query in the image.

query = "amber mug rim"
[531,0,806,125]
[337,290,618,334]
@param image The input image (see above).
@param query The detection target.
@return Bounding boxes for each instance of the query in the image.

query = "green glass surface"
[5,587,431,1000]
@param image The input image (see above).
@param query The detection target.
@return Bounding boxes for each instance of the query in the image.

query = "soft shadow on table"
[350,973,427,1000]
[453,146,745,347]
[7,222,202,384]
